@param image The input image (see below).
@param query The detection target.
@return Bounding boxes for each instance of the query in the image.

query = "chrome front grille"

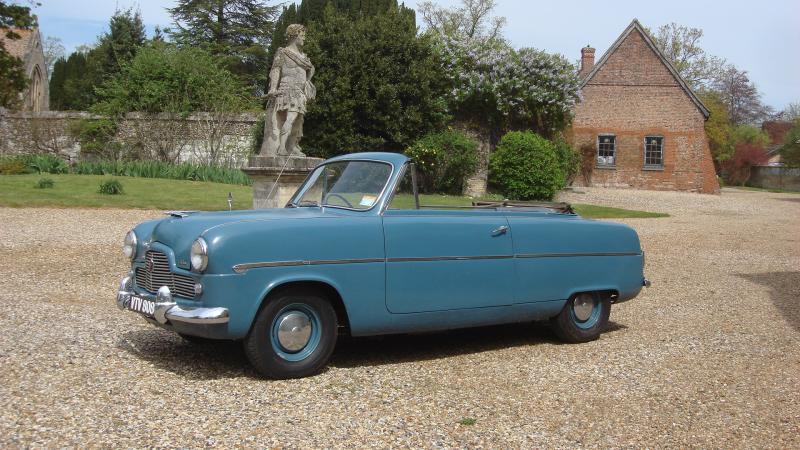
[135,250,196,299]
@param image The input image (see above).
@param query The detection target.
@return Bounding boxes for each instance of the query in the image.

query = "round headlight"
[190,238,208,272]
[123,230,137,260]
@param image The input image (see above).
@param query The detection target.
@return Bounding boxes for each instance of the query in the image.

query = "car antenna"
[227,192,233,211]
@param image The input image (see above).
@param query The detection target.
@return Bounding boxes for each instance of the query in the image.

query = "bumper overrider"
[116,275,229,325]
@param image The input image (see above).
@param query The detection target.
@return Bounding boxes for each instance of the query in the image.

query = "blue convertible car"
[117,152,649,378]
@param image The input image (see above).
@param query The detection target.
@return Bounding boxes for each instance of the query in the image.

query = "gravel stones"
[1,188,798,447]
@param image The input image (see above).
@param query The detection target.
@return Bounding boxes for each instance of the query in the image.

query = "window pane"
[597,135,615,165]
[388,164,417,209]
[644,136,663,167]
[295,161,392,210]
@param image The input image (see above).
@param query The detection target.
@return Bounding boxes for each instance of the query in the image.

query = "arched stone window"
[30,65,43,112]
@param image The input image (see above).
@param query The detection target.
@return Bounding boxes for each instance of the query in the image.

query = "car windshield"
[292,160,392,210]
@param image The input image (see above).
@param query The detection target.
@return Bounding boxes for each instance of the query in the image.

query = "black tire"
[244,288,337,379]
[550,292,611,343]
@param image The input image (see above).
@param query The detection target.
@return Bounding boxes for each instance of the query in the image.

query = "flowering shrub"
[405,130,479,194]
[489,131,565,200]
[436,36,581,135]
[721,143,769,185]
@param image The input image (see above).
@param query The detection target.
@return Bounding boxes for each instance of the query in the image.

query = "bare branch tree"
[712,66,771,125]
[649,23,727,90]
[418,0,506,43]
[42,36,65,77]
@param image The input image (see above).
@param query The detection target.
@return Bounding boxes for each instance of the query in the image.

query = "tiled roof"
[580,19,710,119]
[0,28,35,60]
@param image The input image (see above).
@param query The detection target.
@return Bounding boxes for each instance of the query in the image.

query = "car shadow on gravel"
[329,320,627,369]
[739,271,800,332]
[117,329,258,380]
[118,321,627,379]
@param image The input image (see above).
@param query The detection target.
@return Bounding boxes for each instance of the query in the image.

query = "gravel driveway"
[1,187,798,448]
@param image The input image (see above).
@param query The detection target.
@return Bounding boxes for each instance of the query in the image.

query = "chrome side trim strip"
[233,258,385,273]
[232,252,642,273]
[515,252,642,259]
[388,255,511,263]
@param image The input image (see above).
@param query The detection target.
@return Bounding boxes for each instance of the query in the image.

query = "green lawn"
[0,174,668,218]
[0,174,253,211]
[571,204,669,219]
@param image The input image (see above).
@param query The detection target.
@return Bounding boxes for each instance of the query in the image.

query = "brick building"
[0,27,49,112]
[571,19,719,194]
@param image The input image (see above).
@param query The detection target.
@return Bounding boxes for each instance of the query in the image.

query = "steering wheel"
[324,193,353,208]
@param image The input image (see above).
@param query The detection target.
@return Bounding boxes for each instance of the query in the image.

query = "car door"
[382,209,516,313]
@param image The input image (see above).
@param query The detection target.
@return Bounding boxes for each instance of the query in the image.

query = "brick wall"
[571,26,719,194]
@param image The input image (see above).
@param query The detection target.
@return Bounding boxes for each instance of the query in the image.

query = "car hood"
[148,208,337,260]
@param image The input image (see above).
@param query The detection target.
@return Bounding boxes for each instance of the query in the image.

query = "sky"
[27,0,800,110]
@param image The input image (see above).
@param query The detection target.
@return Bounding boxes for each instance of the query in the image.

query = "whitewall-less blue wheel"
[551,292,611,343]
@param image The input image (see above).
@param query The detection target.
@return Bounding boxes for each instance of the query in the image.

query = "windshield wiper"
[295,200,320,207]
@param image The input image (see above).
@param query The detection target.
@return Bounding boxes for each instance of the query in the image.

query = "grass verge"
[0,174,669,218]
[0,174,253,211]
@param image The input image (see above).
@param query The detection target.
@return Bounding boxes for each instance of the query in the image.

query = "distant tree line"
[649,23,798,180]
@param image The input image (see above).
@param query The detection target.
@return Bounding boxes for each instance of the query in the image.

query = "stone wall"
[571,26,719,194]
[0,109,261,167]
[748,166,800,192]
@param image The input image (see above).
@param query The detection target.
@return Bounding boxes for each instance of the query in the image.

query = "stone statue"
[260,24,316,157]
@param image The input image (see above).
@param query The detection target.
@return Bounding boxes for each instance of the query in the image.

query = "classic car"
[116,152,649,379]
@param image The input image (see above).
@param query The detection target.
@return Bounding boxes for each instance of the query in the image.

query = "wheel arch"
[255,277,351,334]
[564,287,619,305]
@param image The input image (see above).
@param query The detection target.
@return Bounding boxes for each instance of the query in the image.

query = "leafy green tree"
[49,51,95,110]
[168,0,280,94]
[94,42,252,117]
[698,91,735,165]
[94,8,146,77]
[267,0,401,75]
[780,120,800,167]
[0,0,36,109]
[298,3,448,157]
[731,124,770,148]
[48,9,146,110]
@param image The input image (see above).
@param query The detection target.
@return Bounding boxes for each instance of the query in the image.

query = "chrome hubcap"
[276,311,312,352]
[573,294,594,322]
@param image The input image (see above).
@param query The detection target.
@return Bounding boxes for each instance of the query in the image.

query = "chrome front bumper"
[116,275,229,325]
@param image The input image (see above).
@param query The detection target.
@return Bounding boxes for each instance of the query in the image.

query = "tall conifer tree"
[168,0,279,94]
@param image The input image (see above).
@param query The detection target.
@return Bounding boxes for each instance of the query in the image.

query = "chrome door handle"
[491,225,509,236]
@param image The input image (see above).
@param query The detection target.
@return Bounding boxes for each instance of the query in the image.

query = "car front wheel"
[244,289,337,379]
[550,292,610,343]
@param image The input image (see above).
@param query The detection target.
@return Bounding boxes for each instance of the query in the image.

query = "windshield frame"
[288,159,395,212]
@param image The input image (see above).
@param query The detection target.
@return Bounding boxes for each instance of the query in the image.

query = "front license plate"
[129,295,156,318]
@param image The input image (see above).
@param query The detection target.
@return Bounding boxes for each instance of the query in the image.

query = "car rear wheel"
[244,288,337,379]
[550,292,610,343]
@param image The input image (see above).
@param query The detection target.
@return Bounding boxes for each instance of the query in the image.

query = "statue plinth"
[243,155,322,209]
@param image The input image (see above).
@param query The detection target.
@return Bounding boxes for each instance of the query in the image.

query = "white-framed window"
[644,136,664,168]
[597,134,616,167]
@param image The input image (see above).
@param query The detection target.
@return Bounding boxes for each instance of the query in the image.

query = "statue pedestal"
[243,155,322,209]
